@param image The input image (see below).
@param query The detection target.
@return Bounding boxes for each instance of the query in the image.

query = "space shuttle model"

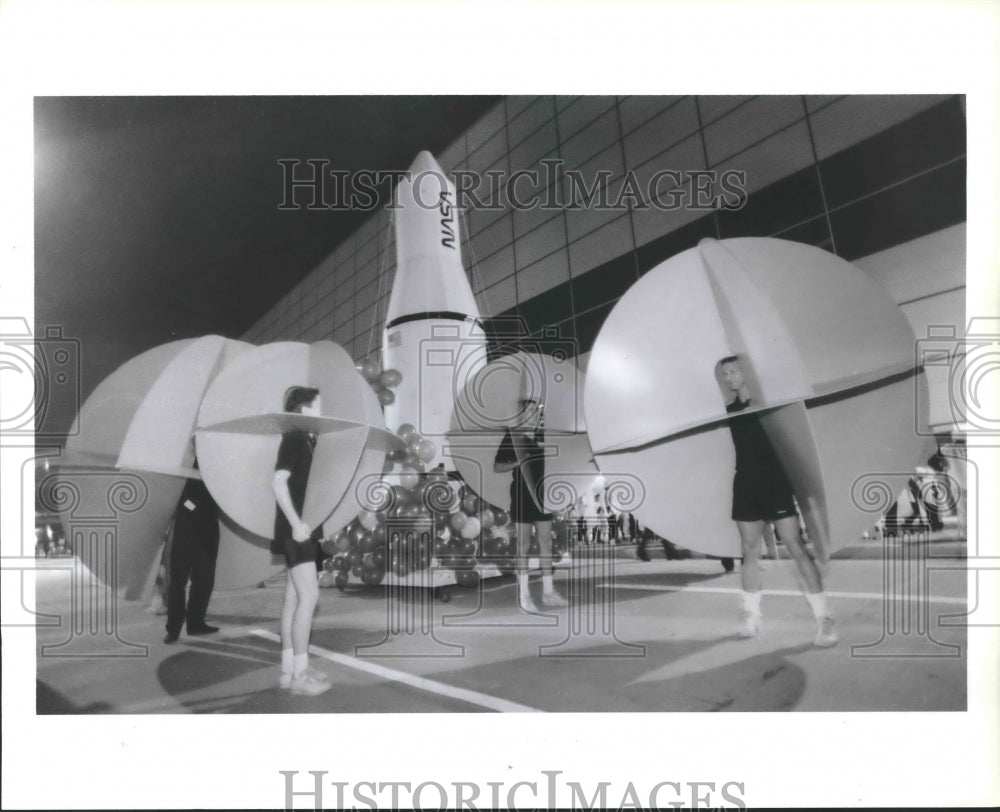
[383,151,488,470]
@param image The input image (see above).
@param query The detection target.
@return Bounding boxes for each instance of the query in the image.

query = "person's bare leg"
[774,515,837,646]
[737,521,764,636]
[279,572,296,685]
[289,561,319,656]
[515,521,537,612]
[286,561,330,694]
[536,520,566,607]
[774,516,821,592]
[763,522,779,559]
[738,521,764,593]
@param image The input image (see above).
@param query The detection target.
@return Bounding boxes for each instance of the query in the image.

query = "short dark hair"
[719,355,740,366]
[927,454,948,473]
[283,385,320,414]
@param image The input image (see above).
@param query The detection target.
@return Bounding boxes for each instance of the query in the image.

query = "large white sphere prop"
[584,237,928,559]
[58,336,251,598]
[321,373,400,539]
[195,341,397,541]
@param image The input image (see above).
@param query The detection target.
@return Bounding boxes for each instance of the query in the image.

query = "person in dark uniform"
[720,356,837,647]
[493,397,567,612]
[272,385,331,696]
[163,474,221,643]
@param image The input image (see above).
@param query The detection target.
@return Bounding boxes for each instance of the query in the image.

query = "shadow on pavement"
[37,680,114,715]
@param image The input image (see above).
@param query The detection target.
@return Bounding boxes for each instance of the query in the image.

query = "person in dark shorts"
[163,474,220,643]
[720,356,837,647]
[494,397,567,613]
[272,385,331,695]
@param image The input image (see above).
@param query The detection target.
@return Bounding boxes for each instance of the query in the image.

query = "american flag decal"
[388,330,402,348]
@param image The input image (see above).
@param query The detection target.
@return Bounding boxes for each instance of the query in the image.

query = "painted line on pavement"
[249,628,543,713]
[597,583,968,605]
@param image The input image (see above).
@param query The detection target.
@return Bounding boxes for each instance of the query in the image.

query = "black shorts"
[272,535,321,568]
[510,485,552,524]
[731,473,797,523]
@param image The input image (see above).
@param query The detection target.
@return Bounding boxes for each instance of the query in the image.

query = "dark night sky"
[33,95,500,439]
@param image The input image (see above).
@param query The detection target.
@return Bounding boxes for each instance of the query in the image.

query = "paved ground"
[33,542,968,714]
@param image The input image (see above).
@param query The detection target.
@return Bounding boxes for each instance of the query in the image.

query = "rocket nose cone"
[408,150,444,175]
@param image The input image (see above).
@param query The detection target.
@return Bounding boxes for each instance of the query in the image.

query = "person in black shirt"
[163,474,220,643]
[720,356,837,647]
[494,397,567,613]
[272,386,331,695]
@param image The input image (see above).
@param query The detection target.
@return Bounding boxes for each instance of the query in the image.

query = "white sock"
[281,648,294,674]
[805,591,832,620]
[742,591,762,616]
[542,573,556,594]
[293,653,309,677]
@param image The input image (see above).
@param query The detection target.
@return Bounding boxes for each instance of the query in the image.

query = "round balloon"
[455,569,480,588]
[357,360,380,382]
[361,567,385,586]
[397,466,420,490]
[379,369,403,388]
[460,516,482,539]
[416,439,437,463]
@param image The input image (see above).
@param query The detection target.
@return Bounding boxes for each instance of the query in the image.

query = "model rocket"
[382,151,488,470]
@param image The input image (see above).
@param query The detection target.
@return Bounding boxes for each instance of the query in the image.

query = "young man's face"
[721,361,745,392]
[300,395,322,417]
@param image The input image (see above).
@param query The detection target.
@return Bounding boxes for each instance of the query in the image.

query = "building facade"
[243,94,966,430]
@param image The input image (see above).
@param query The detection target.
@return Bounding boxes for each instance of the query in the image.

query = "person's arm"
[493,430,519,473]
[272,470,311,542]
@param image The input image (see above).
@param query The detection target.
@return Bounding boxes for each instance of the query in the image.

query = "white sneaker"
[738,611,762,638]
[518,593,540,613]
[281,667,330,690]
[541,590,568,608]
[290,670,332,696]
[813,616,839,647]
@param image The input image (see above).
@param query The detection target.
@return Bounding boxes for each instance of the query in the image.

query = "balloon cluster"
[316,420,569,590]
[319,510,390,589]
[356,360,402,407]
[386,422,438,482]
[316,422,522,589]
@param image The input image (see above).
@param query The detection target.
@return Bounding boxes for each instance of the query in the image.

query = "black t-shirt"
[496,428,550,522]
[726,397,789,486]
[273,431,316,544]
